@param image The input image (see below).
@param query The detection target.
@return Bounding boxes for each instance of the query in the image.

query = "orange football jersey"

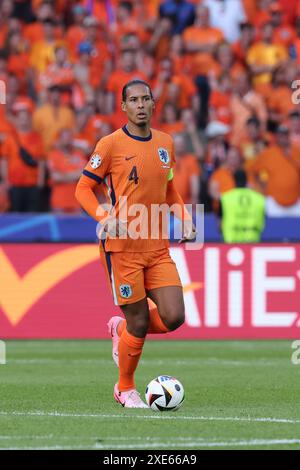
[82,126,175,252]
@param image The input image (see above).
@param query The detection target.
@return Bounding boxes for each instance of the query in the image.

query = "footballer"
[76,80,196,408]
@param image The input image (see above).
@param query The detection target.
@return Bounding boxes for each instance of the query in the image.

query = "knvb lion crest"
[119,284,132,299]
[158,148,170,165]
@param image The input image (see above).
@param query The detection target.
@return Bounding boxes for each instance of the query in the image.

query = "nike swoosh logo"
[0,246,98,326]
[125,156,136,161]
[183,282,202,293]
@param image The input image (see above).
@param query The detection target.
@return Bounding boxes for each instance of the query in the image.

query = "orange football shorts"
[100,246,182,305]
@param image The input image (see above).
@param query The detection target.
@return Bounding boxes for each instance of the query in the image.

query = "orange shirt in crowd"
[183,26,224,53]
[73,131,92,156]
[210,90,232,125]
[183,25,223,78]
[160,121,185,136]
[239,137,269,167]
[0,106,15,136]
[247,41,288,86]
[210,166,236,195]
[273,25,296,47]
[253,11,271,29]
[38,63,75,91]
[112,21,150,49]
[267,85,298,119]
[85,114,113,142]
[82,0,159,26]
[249,145,300,206]
[173,154,201,203]
[230,92,267,146]
[66,25,86,59]
[242,0,258,22]
[89,39,111,68]
[173,74,197,109]
[294,38,300,65]
[189,52,219,77]
[144,0,161,18]
[7,52,30,82]
[33,104,75,151]
[29,39,67,73]
[232,40,252,63]
[0,25,8,49]
[48,148,86,211]
[209,166,236,212]
[153,74,196,118]
[172,53,191,76]
[1,131,44,186]
[24,20,63,44]
[80,0,118,24]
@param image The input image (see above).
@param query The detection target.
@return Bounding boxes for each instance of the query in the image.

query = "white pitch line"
[6,358,280,366]
[1,439,300,450]
[89,439,300,449]
[93,439,300,449]
[0,436,200,441]
[0,435,204,441]
[0,410,300,424]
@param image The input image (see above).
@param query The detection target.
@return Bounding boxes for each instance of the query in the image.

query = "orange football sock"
[118,328,145,391]
[116,299,169,336]
[117,319,126,336]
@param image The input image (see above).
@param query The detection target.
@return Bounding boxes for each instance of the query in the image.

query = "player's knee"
[164,307,185,331]
[127,315,150,338]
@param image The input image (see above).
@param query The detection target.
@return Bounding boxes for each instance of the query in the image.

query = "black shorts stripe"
[101,239,112,280]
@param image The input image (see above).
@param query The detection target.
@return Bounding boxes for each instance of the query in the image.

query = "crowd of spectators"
[0,0,300,216]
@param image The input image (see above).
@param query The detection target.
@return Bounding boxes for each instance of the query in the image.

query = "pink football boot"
[114,383,148,409]
[107,316,123,367]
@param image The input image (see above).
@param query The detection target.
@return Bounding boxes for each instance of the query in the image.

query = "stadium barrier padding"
[0,213,300,242]
[0,243,299,339]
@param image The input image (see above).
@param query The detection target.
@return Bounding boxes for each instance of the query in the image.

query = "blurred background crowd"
[0,0,300,218]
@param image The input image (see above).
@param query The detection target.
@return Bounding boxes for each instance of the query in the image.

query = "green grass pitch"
[0,340,300,450]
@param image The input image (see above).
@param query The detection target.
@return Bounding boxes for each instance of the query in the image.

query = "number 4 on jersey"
[128,165,139,184]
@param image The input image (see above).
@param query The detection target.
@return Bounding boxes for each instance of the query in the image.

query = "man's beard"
[136,121,147,128]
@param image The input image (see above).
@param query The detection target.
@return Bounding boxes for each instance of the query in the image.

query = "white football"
[145,375,185,411]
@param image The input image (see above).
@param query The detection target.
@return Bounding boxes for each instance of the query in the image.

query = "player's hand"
[103,217,127,237]
[178,222,197,244]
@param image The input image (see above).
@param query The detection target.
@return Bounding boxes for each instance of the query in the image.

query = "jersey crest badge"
[119,284,132,299]
[90,154,102,169]
[158,148,170,165]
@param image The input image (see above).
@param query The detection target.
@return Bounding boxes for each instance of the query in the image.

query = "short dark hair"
[42,18,56,26]
[276,123,289,134]
[122,80,153,102]
[119,1,133,13]
[246,116,260,127]
[240,22,253,32]
[234,169,247,188]
[289,110,300,119]
[48,84,62,93]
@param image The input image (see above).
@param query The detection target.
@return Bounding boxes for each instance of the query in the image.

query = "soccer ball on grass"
[145,375,185,411]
